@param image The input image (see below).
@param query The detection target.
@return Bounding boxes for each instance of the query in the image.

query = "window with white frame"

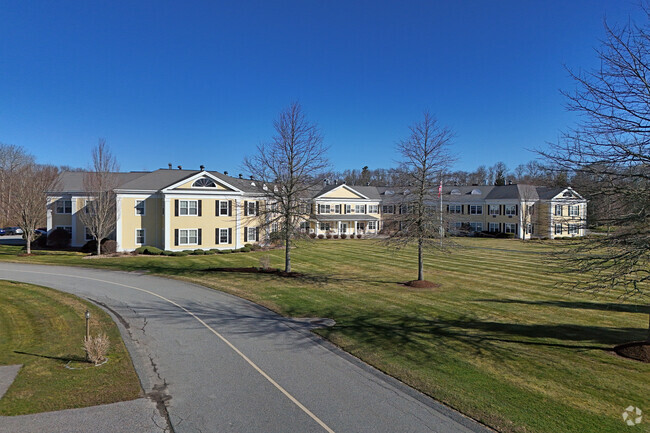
[489,205,499,215]
[569,205,579,217]
[299,203,310,214]
[526,223,533,234]
[554,204,563,216]
[219,228,229,244]
[299,221,309,232]
[368,221,377,230]
[247,227,257,241]
[345,204,351,213]
[179,229,198,245]
[271,222,279,233]
[355,204,366,214]
[135,200,145,216]
[505,205,517,216]
[56,200,72,214]
[319,204,331,214]
[84,199,95,214]
[179,200,198,216]
[488,222,499,232]
[320,222,331,231]
[568,224,578,235]
[334,204,341,213]
[504,223,516,234]
[382,205,394,214]
[84,227,93,241]
[368,205,379,214]
[555,224,563,235]
[247,201,257,216]
[135,229,145,244]
[469,222,483,232]
[219,200,229,216]
[448,205,462,214]
[469,205,483,215]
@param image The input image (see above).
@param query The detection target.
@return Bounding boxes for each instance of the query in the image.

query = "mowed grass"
[1,239,649,432]
[0,280,142,415]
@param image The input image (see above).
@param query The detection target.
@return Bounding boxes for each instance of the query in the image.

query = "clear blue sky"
[0,0,644,174]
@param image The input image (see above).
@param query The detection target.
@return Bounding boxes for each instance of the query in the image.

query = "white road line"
[1,268,336,433]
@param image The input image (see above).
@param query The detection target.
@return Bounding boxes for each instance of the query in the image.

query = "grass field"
[0,238,648,432]
[0,280,142,415]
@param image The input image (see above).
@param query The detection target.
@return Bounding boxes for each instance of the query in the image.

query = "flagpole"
[439,175,443,248]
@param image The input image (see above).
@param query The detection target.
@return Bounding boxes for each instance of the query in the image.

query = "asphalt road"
[0,263,490,433]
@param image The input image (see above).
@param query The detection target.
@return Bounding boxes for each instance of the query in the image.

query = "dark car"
[4,227,23,235]
[0,228,5,236]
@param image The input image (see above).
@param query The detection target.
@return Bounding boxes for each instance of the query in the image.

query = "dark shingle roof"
[53,171,148,192]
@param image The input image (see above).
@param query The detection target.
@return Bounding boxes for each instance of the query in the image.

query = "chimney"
[334,179,338,185]
[239,173,243,179]
[249,175,254,180]
[224,171,228,176]
[200,165,205,171]
[177,165,182,170]
[323,179,327,185]
[168,163,172,170]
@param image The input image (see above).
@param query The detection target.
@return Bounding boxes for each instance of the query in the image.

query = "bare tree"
[388,111,455,282]
[78,140,120,256]
[0,144,35,227]
[11,164,59,254]
[539,12,650,339]
[244,102,329,273]
[518,184,537,242]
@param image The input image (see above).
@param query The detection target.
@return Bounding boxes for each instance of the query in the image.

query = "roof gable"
[163,171,242,193]
[316,184,369,200]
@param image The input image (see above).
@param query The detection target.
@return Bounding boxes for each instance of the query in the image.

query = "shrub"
[183,250,193,254]
[244,243,253,249]
[341,234,347,239]
[240,247,251,252]
[220,249,233,254]
[84,333,110,365]
[34,233,48,248]
[171,251,188,256]
[333,234,339,239]
[356,234,362,239]
[318,234,324,239]
[326,234,332,239]
[309,233,317,239]
[210,249,221,254]
[135,246,163,255]
[203,250,215,255]
[82,238,118,255]
[162,250,173,256]
[47,228,71,249]
[191,250,205,255]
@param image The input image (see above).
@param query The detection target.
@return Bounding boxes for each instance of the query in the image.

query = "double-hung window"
[368,221,377,230]
[135,200,145,216]
[469,205,482,215]
[247,201,257,216]
[489,222,499,232]
[504,223,516,234]
[219,228,230,244]
[368,205,379,214]
[555,224,563,235]
[448,205,462,214]
[334,204,341,213]
[355,204,365,214]
[135,229,145,244]
[179,200,198,216]
[568,224,578,235]
[345,204,352,214]
[320,222,330,231]
[382,205,394,214]
[488,205,500,215]
[219,200,229,216]
[554,204,563,216]
[319,204,330,214]
[299,221,309,232]
[56,200,72,214]
[469,222,483,232]
[569,205,579,217]
[84,227,93,241]
[247,227,257,241]
[505,205,517,216]
[179,229,198,245]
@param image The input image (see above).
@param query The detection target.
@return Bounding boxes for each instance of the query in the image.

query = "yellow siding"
[175,178,232,190]
[169,198,239,249]
[120,197,164,250]
[320,187,365,199]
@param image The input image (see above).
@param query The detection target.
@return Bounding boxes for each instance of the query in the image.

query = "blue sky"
[0,1,644,174]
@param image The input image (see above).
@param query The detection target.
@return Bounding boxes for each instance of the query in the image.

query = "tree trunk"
[96,238,101,256]
[25,234,31,254]
[285,235,291,273]
[417,239,423,281]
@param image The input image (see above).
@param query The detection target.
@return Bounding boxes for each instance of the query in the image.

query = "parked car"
[0,228,5,236]
[4,227,23,235]
[35,229,47,236]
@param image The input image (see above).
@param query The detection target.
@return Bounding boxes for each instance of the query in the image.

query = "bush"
[84,333,110,365]
[240,247,251,253]
[82,238,118,255]
[34,233,48,248]
[135,246,163,255]
[356,234,362,239]
[183,250,193,254]
[162,250,173,256]
[191,250,205,255]
[318,234,324,239]
[47,228,71,249]
[219,249,233,254]
[210,249,221,254]
[309,233,317,239]
[333,234,339,239]
[341,234,347,239]
[171,251,188,256]
[203,250,215,255]
[244,243,253,249]
[326,234,332,239]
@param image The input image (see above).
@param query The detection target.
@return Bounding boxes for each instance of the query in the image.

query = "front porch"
[312,215,380,236]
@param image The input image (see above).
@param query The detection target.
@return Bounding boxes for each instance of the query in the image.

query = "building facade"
[47,168,587,252]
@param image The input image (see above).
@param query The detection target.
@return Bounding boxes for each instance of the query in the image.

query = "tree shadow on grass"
[475,299,650,315]
[13,351,86,363]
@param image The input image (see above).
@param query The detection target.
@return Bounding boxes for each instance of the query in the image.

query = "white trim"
[135,199,146,216]
[314,184,370,200]
[135,228,146,245]
[71,196,78,246]
[235,199,242,249]
[116,195,123,251]
[163,197,171,250]
[162,171,244,193]
[178,228,199,245]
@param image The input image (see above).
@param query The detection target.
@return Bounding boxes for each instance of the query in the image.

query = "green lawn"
[1,239,648,432]
[0,280,142,415]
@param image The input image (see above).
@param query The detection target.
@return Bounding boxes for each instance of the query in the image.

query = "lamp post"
[84,310,90,361]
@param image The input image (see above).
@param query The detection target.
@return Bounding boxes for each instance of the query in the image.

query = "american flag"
[438,180,442,197]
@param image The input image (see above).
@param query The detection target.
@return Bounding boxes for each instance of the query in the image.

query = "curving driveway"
[0,263,490,433]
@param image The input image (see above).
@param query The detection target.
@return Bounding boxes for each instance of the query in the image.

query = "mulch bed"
[401,279,440,289]
[614,341,650,363]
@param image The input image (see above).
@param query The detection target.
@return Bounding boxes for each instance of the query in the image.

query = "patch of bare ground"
[401,280,440,289]
[615,341,650,363]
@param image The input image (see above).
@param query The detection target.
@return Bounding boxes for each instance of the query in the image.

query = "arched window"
[451,189,461,195]
[193,178,216,188]
[471,189,482,195]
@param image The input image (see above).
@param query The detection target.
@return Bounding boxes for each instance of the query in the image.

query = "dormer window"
[385,190,394,196]
[193,178,217,188]
[471,189,482,195]
[451,189,461,195]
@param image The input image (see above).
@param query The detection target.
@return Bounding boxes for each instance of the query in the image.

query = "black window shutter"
[198,200,202,216]
[198,228,202,245]
[255,201,259,215]
[228,200,232,216]
[446,205,449,213]
[461,205,464,214]
[244,226,248,242]
[174,229,179,246]
[215,228,219,244]
[515,204,518,215]
[256,227,259,241]
[228,228,232,244]
[215,200,220,216]
[175,200,179,217]
[244,201,248,216]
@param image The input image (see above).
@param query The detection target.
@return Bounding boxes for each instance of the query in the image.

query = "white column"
[164,196,171,250]
[235,198,242,249]
[46,197,52,233]
[115,195,123,252]
[71,196,78,246]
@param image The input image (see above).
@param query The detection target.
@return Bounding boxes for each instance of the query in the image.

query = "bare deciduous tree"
[244,102,329,273]
[79,140,120,256]
[12,164,59,254]
[387,111,455,282]
[0,143,35,227]
[539,12,650,339]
